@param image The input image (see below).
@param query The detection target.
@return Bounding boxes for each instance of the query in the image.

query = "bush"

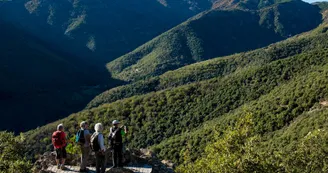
[0,132,33,173]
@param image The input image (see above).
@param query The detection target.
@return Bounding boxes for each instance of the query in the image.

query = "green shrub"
[0,131,33,173]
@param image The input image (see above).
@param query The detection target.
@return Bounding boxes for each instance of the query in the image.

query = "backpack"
[75,129,85,144]
[90,133,100,152]
[52,131,64,148]
[109,127,122,144]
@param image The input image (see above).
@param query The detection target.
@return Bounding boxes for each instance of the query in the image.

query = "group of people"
[51,120,128,173]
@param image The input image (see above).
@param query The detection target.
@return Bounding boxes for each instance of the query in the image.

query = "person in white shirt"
[91,123,106,173]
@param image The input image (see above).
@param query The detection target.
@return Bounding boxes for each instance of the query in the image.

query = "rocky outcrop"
[320,100,328,107]
[34,148,175,173]
[128,149,175,173]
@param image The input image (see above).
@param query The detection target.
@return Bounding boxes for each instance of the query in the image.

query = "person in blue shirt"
[77,121,91,172]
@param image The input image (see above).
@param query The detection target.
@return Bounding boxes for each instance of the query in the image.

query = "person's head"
[94,123,103,132]
[80,121,88,129]
[112,120,120,127]
[57,124,64,131]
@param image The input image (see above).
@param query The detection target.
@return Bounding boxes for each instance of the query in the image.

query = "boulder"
[320,100,328,107]
[161,160,175,168]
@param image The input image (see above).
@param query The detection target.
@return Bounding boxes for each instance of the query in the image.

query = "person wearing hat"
[108,120,128,168]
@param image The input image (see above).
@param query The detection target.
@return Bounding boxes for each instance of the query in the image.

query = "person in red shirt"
[52,123,67,170]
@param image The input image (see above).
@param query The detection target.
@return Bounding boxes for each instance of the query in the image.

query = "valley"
[1,0,328,172]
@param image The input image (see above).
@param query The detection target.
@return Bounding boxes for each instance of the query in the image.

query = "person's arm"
[98,134,106,151]
[124,126,128,134]
[62,132,67,148]
[108,127,113,141]
[121,126,128,136]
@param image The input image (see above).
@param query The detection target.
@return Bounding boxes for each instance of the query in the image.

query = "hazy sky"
[303,0,328,3]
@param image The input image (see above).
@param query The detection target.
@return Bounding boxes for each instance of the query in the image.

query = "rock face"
[128,149,175,173]
[34,148,175,173]
[320,100,328,107]
[34,152,56,171]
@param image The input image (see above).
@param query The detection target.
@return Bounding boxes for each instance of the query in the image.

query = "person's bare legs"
[56,159,60,169]
[61,159,66,170]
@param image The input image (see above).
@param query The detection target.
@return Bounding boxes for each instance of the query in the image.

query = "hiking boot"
[57,164,61,169]
[60,165,67,170]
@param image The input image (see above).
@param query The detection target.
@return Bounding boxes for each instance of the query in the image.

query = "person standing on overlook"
[52,123,67,170]
[76,121,91,172]
[91,123,106,173]
[108,120,128,168]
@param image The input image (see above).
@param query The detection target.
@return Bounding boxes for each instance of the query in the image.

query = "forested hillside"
[0,0,210,132]
[22,17,328,173]
[0,0,217,63]
[107,0,321,81]
[0,0,322,133]
[0,20,120,132]
[88,19,328,109]
[3,1,328,172]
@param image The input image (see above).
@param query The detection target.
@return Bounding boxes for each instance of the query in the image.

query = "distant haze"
[304,0,328,3]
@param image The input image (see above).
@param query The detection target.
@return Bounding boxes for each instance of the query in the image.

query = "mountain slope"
[23,21,328,164]
[0,20,120,132]
[107,0,322,82]
[0,0,219,132]
[153,54,328,163]
[0,0,218,64]
[88,20,328,109]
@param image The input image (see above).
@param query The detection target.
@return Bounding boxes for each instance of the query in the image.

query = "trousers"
[96,152,106,173]
[112,144,123,167]
[80,146,90,169]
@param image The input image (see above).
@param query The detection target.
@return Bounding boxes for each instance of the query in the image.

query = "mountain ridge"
[107,0,321,82]
[22,18,328,165]
[87,23,328,109]
[3,1,328,173]
[0,0,218,63]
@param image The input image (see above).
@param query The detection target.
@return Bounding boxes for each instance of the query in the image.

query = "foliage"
[176,113,279,173]
[66,136,81,155]
[0,131,33,173]
[15,3,328,171]
[65,13,87,35]
[177,109,328,173]
[314,1,328,12]
[153,61,328,164]
[282,129,328,173]
[25,41,328,163]
[88,26,328,109]
[107,0,321,82]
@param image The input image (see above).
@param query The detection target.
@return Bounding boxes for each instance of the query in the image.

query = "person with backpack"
[90,123,106,173]
[76,121,91,172]
[52,123,67,170]
[108,120,128,168]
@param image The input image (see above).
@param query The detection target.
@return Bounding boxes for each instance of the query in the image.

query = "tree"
[0,131,33,173]
[176,113,279,173]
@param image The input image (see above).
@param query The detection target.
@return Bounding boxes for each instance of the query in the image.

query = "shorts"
[55,147,67,159]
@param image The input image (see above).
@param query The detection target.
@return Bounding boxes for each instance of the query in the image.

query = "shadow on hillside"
[0,75,126,133]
